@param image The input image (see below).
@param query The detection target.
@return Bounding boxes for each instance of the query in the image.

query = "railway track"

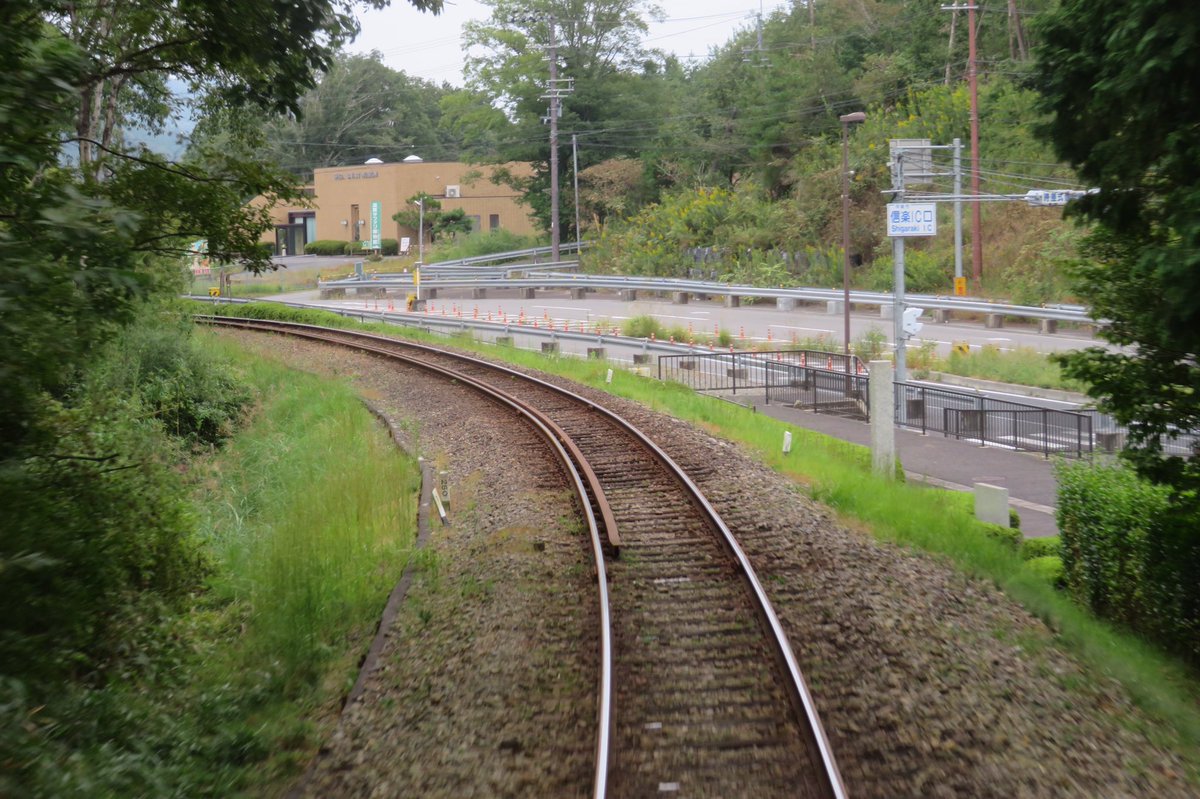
[201,316,847,799]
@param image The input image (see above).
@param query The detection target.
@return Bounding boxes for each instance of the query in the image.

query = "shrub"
[1025,555,1065,588]
[381,238,399,256]
[979,521,1022,551]
[1057,461,1200,662]
[865,248,950,294]
[1021,536,1060,560]
[304,240,348,256]
[622,315,667,339]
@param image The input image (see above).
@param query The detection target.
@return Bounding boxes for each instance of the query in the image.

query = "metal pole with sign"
[885,190,936,386]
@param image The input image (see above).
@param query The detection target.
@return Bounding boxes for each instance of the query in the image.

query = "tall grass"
[197,336,419,693]
[4,333,421,796]
[945,344,1088,392]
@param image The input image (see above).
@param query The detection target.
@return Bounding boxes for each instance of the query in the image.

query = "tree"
[1034,2,1200,493]
[257,52,459,178]
[448,0,662,236]
[48,0,442,175]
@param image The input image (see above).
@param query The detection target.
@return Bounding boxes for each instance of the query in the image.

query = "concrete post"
[974,483,1010,527]
[472,287,487,299]
[618,289,637,301]
[571,288,586,299]
[934,308,951,323]
[776,297,797,311]
[671,291,689,304]
[522,288,536,299]
[869,360,896,478]
[1039,319,1058,334]
[985,313,1005,328]
[826,300,843,315]
[725,295,741,308]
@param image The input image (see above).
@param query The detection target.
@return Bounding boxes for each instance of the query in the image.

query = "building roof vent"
[364,157,383,164]
[402,154,423,163]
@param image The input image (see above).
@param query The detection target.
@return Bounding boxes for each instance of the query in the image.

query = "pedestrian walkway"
[752,400,1062,538]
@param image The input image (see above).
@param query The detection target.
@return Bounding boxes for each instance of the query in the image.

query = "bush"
[622,315,667,339]
[1057,461,1200,662]
[979,521,1022,551]
[1025,555,1065,588]
[865,248,950,294]
[91,312,251,446]
[1021,536,1061,560]
[304,239,348,256]
[381,238,399,256]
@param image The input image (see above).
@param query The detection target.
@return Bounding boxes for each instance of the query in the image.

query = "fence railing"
[658,350,1094,458]
[657,349,865,394]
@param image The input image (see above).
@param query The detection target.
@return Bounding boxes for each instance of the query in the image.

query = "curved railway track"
[201,316,847,799]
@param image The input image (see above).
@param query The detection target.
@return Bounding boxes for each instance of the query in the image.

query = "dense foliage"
[1057,462,1200,663]
[1035,2,1200,501]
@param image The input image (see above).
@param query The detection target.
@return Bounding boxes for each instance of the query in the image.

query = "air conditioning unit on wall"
[445,185,460,198]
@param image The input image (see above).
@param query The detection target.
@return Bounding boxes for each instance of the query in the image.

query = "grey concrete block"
[725,295,741,308]
[671,291,689,304]
[986,313,1005,329]
[777,297,797,311]
[974,483,1010,527]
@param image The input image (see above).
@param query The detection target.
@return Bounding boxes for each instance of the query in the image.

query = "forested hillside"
[212,0,1078,301]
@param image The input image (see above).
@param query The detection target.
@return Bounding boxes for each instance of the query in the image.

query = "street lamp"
[839,110,866,366]
[412,198,424,302]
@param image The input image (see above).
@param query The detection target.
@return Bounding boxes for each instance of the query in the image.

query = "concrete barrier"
[777,297,796,311]
[472,287,487,299]
[671,291,689,304]
[571,288,587,299]
[986,313,1005,329]
[618,289,637,301]
[934,308,951,323]
[1039,318,1057,334]
[521,288,536,299]
[974,483,1010,527]
[725,295,741,308]
[880,304,894,320]
[826,300,844,315]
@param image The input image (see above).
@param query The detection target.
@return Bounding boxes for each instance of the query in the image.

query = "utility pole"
[572,133,581,247]
[540,17,573,264]
[942,4,982,287]
[953,137,963,282]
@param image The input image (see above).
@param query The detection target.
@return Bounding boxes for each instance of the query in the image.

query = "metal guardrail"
[316,270,1097,325]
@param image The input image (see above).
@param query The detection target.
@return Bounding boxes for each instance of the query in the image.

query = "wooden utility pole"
[541,17,573,263]
[942,4,983,287]
[968,2,982,286]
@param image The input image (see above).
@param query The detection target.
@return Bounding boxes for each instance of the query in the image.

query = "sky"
[347,0,785,86]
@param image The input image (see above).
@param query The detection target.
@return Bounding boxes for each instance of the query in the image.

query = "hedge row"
[304,239,400,256]
[1057,461,1200,663]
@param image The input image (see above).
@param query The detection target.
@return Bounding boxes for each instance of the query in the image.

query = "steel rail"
[200,316,614,799]
[200,315,847,798]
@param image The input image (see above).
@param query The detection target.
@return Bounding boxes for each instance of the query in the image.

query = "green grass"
[197,301,1200,779]
[941,344,1089,392]
[7,332,420,796]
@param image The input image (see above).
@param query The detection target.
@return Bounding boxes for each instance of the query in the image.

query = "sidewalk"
[751,399,1061,538]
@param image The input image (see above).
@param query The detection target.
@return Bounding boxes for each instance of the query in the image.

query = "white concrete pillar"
[869,360,896,478]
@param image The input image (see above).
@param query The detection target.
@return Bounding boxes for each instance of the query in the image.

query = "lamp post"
[839,111,866,366]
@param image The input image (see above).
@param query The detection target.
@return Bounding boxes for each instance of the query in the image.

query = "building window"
[489,214,500,230]
[469,215,481,232]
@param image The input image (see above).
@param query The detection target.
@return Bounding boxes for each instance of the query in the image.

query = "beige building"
[261,157,537,255]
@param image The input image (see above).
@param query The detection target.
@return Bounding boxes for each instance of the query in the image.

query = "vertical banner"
[370,201,382,250]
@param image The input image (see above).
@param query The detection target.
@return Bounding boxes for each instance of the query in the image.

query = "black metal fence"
[658,349,864,395]
[658,350,1095,458]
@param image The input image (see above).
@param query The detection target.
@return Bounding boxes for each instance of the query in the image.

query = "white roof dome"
[402,154,423,163]
[365,157,383,164]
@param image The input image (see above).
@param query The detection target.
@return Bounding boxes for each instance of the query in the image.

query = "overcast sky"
[346,0,785,86]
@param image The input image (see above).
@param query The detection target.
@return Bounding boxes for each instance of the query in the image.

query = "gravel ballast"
[225,330,1193,798]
